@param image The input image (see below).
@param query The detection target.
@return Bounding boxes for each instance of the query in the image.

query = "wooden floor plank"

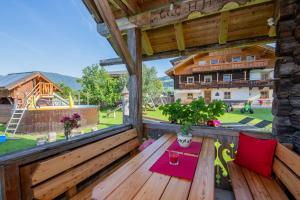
[160,137,203,200]
[227,162,253,200]
[188,138,215,200]
[132,173,171,200]
[91,134,174,200]
[241,168,272,200]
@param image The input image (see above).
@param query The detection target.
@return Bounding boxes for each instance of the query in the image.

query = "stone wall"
[273,0,300,151]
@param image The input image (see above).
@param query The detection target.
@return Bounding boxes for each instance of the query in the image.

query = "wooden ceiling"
[83,0,277,65]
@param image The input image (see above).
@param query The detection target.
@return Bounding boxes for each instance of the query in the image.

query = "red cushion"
[234,133,277,177]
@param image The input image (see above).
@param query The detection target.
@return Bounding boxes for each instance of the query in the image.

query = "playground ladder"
[4,83,41,135]
[4,106,26,135]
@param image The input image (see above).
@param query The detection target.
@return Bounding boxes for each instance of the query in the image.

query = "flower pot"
[177,133,192,148]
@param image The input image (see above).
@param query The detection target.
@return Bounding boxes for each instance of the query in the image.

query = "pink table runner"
[167,140,202,155]
[149,152,199,180]
[149,141,202,180]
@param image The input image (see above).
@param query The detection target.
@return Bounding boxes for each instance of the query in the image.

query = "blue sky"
[0,0,173,78]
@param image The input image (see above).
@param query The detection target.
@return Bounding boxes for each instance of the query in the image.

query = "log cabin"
[0,72,61,123]
[166,45,275,105]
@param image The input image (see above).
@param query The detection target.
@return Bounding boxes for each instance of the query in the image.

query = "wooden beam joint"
[174,22,185,51]
[219,11,230,44]
[141,31,154,56]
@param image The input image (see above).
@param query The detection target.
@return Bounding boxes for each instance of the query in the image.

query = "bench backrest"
[273,143,300,199]
[19,129,139,200]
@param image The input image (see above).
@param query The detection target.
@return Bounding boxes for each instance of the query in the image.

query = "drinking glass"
[169,151,179,165]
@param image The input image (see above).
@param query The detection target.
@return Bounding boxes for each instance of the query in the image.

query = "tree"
[57,82,78,99]
[142,64,163,98]
[79,64,124,107]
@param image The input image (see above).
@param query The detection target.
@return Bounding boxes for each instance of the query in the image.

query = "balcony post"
[127,28,143,142]
[273,0,300,152]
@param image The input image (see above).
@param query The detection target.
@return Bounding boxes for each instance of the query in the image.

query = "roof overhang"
[83,0,278,66]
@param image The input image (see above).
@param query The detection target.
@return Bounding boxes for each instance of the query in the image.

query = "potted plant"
[177,122,193,148]
[60,113,81,140]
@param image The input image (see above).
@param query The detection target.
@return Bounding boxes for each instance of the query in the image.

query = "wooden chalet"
[0,72,61,123]
[1,0,300,200]
[0,72,60,107]
[166,45,275,104]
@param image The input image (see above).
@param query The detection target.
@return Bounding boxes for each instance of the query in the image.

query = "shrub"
[159,97,226,125]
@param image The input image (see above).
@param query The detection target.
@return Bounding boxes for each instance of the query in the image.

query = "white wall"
[211,88,250,101]
[174,87,273,107]
[250,69,274,80]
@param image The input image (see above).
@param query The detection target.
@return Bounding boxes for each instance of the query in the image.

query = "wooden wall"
[17,107,99,134]
[0,105,12,124]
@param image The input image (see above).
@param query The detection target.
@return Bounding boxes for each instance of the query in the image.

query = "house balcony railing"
[192,59,273,73]
[178,79,274,89]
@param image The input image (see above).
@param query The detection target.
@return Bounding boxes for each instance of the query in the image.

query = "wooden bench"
[18,128,139,200]
[228,143,300,200]
[71,135,215,200]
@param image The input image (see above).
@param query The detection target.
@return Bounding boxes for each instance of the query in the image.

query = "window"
[187,76,194,84]
[261,73,270,80]
[223,74,232,82]
[187,93,193,99]
[198,60,207,65]
[204,75,212,83]
[232,56,241,62]
[260,90,269,99]
[246,55,255,61]
[210,59,219,64]
[224,92,231,99]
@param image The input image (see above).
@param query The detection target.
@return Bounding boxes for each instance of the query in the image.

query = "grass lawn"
[0,108,272,156]
[144,108,273,131]
[0,110,123,156]
[145,108,273,122]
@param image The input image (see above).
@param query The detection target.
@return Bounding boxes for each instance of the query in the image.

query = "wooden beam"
[94,0,134,74]
[128,28,143,141]
[219,11,230,44]
[96,0,273,37]
[174,23,185,51]
[99,36,275,66]
[121,0,140,14]
[110,0,134,16]
[141,31,154,56]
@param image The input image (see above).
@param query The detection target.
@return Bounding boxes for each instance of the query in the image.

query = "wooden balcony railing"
[39,82,54,96]
[178,79,274,89]
[192,59,273,73]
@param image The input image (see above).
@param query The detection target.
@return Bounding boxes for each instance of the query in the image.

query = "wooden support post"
[128,28,143,142]
[4,164,21,200]
[0,166,6,200]
[141,31,153,56]
[174,22,185,51]
[94,0,135,74]
[219,11,230,44]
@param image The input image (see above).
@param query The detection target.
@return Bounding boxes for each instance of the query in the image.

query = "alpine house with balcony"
[166,45,275,106]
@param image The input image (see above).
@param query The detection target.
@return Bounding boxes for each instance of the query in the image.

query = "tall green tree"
[142,64,163,97]
[57,82,78,99]
[79,64,125,107]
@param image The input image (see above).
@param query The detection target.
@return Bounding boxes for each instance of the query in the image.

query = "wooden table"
[91,134,215,200]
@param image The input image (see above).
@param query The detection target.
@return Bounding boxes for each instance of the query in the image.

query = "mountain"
[42,72,81,91]
[159,76,174,91]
